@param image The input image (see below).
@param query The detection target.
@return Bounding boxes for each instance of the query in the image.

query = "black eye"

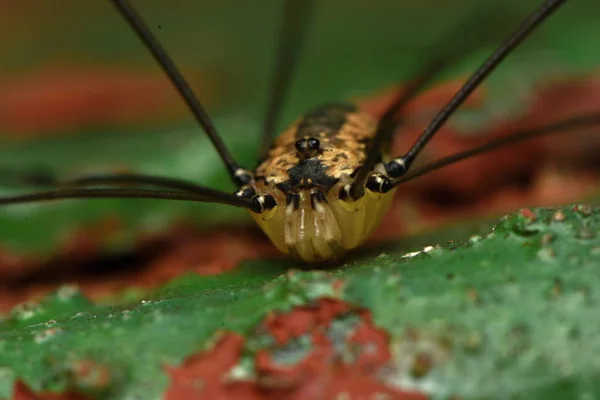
[294,139,306,152]
[307,138,320,150]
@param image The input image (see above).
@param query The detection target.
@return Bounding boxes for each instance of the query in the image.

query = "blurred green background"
[0,0,598,258]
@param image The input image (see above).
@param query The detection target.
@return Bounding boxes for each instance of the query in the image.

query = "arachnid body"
[247,104,396,262]
[1,0,598,264]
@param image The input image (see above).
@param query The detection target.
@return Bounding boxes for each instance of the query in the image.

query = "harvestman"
[1,0,598,263]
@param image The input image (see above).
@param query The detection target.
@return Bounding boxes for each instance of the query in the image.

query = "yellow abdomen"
[249,186,396,263]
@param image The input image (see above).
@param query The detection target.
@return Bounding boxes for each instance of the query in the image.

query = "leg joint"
[384,157,407,179]
[366,173,394,194]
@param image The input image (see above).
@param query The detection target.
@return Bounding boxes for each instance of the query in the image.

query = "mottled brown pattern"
[322,112,377,178]
[255,120,300,185]
[255,105,379,188]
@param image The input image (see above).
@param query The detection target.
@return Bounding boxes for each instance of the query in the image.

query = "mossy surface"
[2,205,600,399]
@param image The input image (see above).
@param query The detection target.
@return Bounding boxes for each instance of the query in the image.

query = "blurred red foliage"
[0,66,216,137]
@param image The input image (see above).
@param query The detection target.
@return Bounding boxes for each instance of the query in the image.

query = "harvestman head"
[1,0,597,263]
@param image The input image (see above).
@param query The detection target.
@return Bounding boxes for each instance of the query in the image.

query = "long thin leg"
[348,1,529,199]
[0,168,230,194]
[382,0,568,180]
[111,0,252,186]
[392,112,600,187]
[257,0,316,160]
[0,187,254,208]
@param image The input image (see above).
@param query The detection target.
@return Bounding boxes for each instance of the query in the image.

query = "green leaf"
[2,205,600,399]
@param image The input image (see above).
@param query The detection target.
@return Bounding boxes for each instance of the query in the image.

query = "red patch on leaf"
[264,298,351,345]
[11,381,89,400]
[164,298,428,399]
[164,332,263,400]
[0,66,216,138]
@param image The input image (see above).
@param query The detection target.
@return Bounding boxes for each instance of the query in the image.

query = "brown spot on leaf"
[467,288,480,304]
[541,233,555,246]
[411,352,434,378]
